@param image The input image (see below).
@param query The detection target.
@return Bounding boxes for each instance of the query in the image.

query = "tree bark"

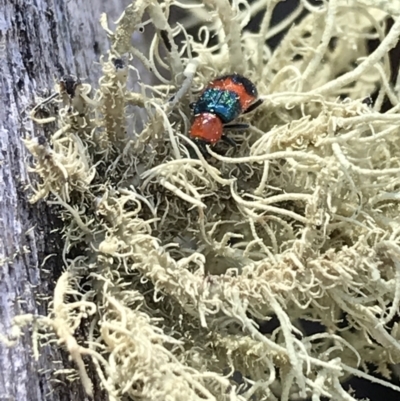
[0,0,142,399]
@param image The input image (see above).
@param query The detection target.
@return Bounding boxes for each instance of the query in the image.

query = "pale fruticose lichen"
[10,0,400,400]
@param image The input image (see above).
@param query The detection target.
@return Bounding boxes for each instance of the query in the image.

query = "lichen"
[11,0,400,400]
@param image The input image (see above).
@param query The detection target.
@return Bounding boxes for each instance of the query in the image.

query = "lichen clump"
[22,0,400,400]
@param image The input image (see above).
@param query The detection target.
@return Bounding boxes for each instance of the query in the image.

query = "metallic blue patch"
[193,88,241,124]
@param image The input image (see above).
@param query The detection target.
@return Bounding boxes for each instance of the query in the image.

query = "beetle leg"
[223,123,249,130]
[197,141,211,159]
[243,98,263,114]
[221,135,237,149]
[187,138,211,159]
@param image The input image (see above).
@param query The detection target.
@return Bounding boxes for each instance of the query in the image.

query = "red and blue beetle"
[188,73,262,156]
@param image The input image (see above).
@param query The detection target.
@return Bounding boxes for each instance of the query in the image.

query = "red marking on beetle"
[189,113,224,144]
[208,77,257,111]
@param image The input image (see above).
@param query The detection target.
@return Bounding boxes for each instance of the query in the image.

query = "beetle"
[188,73,263,157]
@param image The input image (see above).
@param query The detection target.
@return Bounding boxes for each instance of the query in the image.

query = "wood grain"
[0,1,147,399]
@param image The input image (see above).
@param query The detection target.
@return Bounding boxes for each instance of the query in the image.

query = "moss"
[13,0,400,400]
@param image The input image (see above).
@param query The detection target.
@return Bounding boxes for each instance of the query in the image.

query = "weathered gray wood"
[0,1,144,399]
